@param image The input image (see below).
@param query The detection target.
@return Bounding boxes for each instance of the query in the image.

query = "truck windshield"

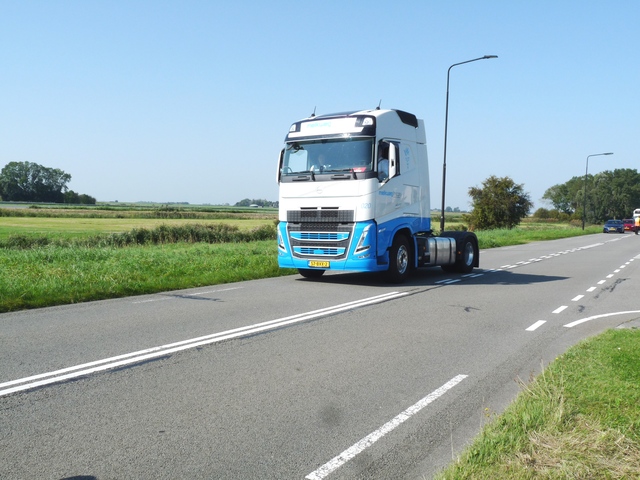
[282,138,374,175]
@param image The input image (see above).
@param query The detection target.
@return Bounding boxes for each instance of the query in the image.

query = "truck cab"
[276,109,478,282]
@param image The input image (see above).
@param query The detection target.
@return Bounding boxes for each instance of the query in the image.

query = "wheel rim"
[463,241,475,267]
[397,245,409,274]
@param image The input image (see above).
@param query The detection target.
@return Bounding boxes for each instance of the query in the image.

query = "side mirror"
[388,143,397,179]
[276,149,284,183]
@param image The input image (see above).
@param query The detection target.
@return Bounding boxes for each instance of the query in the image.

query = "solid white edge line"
[564,310,640,328]
[1,292,408,396]
[305,374,468,480]
[526,320,546,331]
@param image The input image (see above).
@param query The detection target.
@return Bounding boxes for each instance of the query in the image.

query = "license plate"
[308,260,330,268]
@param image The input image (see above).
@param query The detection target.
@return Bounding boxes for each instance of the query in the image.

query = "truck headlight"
[277,230,286,252]
[355,224,372,253]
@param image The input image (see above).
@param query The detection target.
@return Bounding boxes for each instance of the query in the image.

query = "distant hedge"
[1,223,277,249]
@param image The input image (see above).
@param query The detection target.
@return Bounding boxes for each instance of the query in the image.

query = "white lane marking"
[597,280,606,285]
[572,295,584,302]
[606,274,614,279]
[526,320,546,331]
[552,306,568,314]
[305,374,468,480]
[564,311,640,328]
[587,287,597,292]
[132,286,243,304]
[0,292,407,397]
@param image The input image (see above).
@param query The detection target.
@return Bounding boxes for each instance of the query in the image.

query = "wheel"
[385,234,411,283]
[298,268,325,278]
[456,237,477,273]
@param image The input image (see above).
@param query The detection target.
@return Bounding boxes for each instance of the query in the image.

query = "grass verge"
[435,328,640,479]
[0,240,294,312]
[475,225,603,249]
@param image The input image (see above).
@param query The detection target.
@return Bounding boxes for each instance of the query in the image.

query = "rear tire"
[456,237,477,273]
[385,234,411,283]
[298,268,325,278]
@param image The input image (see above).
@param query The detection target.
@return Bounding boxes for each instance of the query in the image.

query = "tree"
[0,161,71,202]
[465,175,533,230]
[542,176,584,215]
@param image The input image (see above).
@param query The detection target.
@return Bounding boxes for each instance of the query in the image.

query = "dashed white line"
[572,295,584,302]
[552,306,568,314]
[526,320,546,331]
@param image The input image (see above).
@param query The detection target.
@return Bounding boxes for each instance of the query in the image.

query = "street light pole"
[440,55,498,232]
[582,152,613,230]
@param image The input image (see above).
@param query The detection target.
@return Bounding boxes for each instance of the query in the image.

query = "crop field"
[0,216,275,242]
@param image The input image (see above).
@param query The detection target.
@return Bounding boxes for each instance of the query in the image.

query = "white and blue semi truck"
[276,108,479,283]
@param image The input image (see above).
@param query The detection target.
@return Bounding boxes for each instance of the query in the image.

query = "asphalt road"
[1,233,639,479]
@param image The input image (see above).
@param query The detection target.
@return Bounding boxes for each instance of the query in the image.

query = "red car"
[622,219,634,232]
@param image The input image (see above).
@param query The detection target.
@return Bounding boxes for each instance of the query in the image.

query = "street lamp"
[582,152,613,230]
[440,55,498,232]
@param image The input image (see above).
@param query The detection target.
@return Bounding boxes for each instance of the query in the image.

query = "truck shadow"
[295,268,568,287]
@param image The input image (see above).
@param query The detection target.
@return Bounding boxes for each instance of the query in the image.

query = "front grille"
[290,232,349,241]
[287,209,354,259]
[287,209,354,223]
[295,247,345,256]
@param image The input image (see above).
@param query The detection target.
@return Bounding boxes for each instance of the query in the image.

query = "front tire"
[385,234,411,283]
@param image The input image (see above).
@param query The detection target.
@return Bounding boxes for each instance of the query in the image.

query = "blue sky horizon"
[2,1,638,210]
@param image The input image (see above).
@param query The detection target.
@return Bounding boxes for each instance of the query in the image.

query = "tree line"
[542,168,640,222]
[0,162,95,204]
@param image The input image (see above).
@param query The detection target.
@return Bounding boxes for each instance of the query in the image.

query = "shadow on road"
[294,268,568,288]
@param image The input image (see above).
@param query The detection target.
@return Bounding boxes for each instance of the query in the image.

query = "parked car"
[622,219,634,231]
[603,219,624,233]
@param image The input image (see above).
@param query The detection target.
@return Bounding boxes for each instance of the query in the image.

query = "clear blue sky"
[1,1,638,209]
